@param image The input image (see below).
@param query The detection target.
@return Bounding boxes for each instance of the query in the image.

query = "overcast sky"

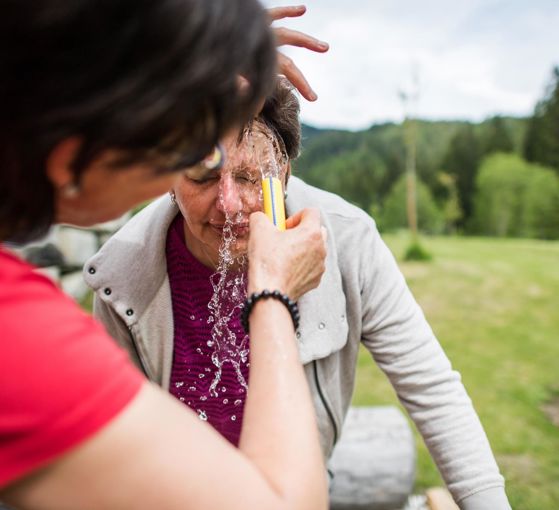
[263,0,559,130]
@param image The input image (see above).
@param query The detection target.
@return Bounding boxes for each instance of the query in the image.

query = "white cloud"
[262,0,559,129]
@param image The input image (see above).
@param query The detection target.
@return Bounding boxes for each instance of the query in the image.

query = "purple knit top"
[166,214,249,446]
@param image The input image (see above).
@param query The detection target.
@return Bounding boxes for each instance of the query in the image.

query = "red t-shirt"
[0,246,144,488]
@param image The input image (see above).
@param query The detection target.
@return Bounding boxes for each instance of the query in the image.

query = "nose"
[216,173,243,217]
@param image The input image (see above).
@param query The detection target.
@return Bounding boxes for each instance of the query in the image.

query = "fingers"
[249,211,273,230]
[277,53,316,101]
[285,208,320,230]
[267,4,329,102]
[248,208,326,299]
[274,27,329,52]
[285,210,303,229]
[267,5,306,22]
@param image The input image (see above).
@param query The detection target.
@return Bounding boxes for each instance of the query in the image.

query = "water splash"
[206,219,249,397]
[203,123,288,398]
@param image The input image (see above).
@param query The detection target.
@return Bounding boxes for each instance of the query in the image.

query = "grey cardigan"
[84,177,510,510]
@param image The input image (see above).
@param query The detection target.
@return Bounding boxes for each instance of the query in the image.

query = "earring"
[284,191,288,201]
[169,190,177,205]
[62,183,80,198]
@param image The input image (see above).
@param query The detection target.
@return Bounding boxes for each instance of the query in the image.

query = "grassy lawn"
[352,233,559,510]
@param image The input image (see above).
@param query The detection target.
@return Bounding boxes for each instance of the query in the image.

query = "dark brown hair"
[0,0,276,243]
[258,78,302,160]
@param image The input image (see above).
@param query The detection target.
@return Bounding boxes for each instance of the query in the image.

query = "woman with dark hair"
[0,1,330,509]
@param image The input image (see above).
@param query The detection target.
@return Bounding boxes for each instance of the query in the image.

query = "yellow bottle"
[261,176,286,231]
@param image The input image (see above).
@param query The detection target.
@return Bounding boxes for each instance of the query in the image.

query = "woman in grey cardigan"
[86,80,511,510]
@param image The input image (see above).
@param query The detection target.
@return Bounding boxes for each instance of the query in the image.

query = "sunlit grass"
[352,232,559,510]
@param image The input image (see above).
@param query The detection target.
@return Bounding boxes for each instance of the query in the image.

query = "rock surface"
[329,406,416,510]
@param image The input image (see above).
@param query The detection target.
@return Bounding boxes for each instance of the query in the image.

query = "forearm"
[1,382,321,510]
[239,299,327,510]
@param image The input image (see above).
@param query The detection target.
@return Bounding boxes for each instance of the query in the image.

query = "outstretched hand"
[267,5,329,101]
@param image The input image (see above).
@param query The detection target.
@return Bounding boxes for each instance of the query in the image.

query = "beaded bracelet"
[240,289,300,334]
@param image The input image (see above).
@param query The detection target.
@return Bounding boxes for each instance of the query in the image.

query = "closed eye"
[236,174,258,185]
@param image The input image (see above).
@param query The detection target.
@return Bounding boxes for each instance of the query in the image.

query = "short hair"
[0,0,276,243]
[257,79,302,160]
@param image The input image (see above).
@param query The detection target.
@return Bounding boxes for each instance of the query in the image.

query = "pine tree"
[441,124,481,226]
[524,66,559,173]
[483,116,514,156]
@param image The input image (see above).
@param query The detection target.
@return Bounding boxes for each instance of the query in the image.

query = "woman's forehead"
[224,122,287,174]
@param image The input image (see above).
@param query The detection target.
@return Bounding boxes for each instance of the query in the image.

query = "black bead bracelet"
[240,289,300,334]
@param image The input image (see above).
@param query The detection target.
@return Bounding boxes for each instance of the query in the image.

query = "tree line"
[294,66,559,239]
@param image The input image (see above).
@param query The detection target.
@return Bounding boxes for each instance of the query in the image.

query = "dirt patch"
[542,396,559,428]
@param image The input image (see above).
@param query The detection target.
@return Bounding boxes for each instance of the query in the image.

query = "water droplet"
[179,397,185,402]
[205,367,212,372]
[234,399,242,406]
[296,332,301,339]
[318,322,325,330]
[199,374,205,379]
[196,348,202,354]
[198,410,208,421]
[190,315,196,321]
[231,415,237,421]
[174,381,184,388]
[200,396,207,401]
[207,340,214,347]
[188,386,196,392]
[223,398,229,404]
[221,386,227,392]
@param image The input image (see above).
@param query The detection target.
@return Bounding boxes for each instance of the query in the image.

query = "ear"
[45,137,82,190]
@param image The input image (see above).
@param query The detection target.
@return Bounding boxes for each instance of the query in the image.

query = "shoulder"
[84,195,175,292]
[286,177,379,244]
[102,194,176,246]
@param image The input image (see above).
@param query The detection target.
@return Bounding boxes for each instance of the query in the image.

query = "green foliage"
[525,66,559,173]
[295,117,527,237]
[403,240,432,261]
[437,172,463,234]
[473,153,559,239]
[473,154,529,237]
[523,165,559,239]
[295,124,404,209]
[441,124,481,225]
[482,115,515,155]
[377,174,444,234]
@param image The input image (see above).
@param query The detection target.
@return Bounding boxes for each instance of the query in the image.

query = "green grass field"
[352,233,559,509]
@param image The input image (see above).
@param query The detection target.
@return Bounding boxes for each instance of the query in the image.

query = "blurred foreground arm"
[2,210,327,510]
[268,5,329,101]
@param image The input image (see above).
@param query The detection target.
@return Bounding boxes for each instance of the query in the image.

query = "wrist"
[241,289,300,334]
[248,268,288,297]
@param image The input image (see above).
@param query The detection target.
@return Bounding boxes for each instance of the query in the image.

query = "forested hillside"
[293,67,559,239]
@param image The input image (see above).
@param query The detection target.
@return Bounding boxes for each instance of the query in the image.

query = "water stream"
[202,123,287,401]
